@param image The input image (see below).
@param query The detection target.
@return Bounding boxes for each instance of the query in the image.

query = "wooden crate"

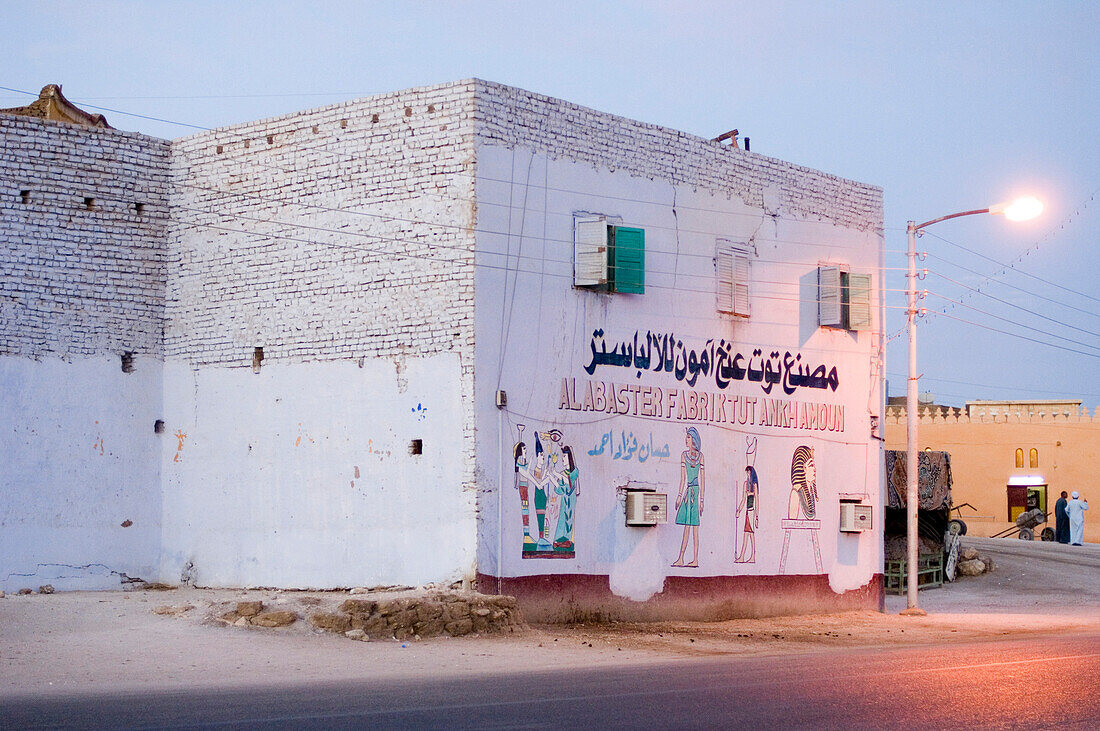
[884,552,943,594]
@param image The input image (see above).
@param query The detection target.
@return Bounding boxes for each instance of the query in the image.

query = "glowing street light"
[990,196,1044,222]
[901,195,1042,616]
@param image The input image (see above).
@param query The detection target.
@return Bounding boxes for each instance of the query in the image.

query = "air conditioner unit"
[625,490,668,526]
[839,502,873,532]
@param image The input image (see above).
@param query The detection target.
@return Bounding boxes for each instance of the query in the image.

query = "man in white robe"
[1066,490,1089,546]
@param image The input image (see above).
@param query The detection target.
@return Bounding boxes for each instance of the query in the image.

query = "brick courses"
[0,115,170,358]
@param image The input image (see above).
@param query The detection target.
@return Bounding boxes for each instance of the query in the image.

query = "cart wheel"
[1018,527,1034,540]
[1041,527,1055,542]
[947,519,967,536]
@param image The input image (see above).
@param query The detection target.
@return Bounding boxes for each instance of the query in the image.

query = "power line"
[923,253,1100,320]
[182,201,918,300]
[169,215,911,318]
[884,372,1100,401]
[926,226,1100,305]
[0,85,210,130]
[925,270,1100,339]
[926,310,1100,360]
[59,92,375,101]
[178,180,879,267]
[923,292,1100,354]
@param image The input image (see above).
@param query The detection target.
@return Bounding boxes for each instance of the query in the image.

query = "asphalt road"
[5,632,1098,729]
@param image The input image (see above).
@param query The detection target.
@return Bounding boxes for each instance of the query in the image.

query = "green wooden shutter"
[611,226,645,294]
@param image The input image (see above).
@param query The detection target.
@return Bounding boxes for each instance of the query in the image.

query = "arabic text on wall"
[583,329,840,396]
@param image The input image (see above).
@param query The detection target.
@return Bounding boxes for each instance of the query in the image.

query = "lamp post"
[902,196,1042,615]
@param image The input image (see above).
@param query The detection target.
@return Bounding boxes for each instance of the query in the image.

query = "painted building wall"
[3,81,890,607]
[0,114,169,591]
[885,407,1100,544]
[471,82,885,620]
[160,82,480,588]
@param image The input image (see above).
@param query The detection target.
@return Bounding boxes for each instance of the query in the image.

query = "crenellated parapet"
[884,404,1100,425]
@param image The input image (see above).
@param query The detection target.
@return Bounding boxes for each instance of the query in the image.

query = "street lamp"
[901,195,1042,616]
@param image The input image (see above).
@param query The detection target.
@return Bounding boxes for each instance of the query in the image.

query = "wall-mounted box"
[625,490,667,526]
[840,502,873,532]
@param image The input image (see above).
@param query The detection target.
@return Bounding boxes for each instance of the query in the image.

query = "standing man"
[1055,490,1070,544]
[1066,491,1089,546]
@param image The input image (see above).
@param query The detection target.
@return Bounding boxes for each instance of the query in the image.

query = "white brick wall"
[473,79,882,232]
[166,81,479,368]
[0,115,170,358]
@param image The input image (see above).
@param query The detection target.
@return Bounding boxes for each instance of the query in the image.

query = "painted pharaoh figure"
[514,426,578,559]
[779,444,823,575]
[788,445,818,520]
[735,436,759,564]
[672,426,705,568]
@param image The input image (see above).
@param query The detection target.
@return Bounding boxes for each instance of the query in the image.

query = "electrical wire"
[925,228,1100,305]
[924,310,1100,360]
[925,269,1100,339]
[0,85,210,130]
[177,179,881,269]
[173,211,909,314]
[922,292,1100,354]
[18,171,889,285]
[923,253,1100,320]
[884,372,1100,401]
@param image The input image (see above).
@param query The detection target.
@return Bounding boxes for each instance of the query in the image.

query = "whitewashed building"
[1,81,884,619]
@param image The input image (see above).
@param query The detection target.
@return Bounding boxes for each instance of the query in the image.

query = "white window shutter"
[818,266,842,327]
[574,217,608,287]
[848,272,872,330]
[715,242,735,313]
[732,252,751,317]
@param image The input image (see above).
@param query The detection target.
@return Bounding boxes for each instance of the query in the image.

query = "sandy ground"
[2,537,1097,699]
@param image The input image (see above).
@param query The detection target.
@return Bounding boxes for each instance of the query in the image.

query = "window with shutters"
[573,215,645,294]
[818,265,872,331]
[715,240,751,317]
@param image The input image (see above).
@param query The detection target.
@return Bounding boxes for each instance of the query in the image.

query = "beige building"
[885,400,1098,544]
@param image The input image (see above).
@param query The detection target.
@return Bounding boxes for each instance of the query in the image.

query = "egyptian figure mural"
[779,444,823,574]
[788,444,819,520]
[735,436,759,563]
[514,425,578,559]
[672,426,705,568]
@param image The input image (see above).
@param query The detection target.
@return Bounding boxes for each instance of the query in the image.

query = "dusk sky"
[5,1,1097,409]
